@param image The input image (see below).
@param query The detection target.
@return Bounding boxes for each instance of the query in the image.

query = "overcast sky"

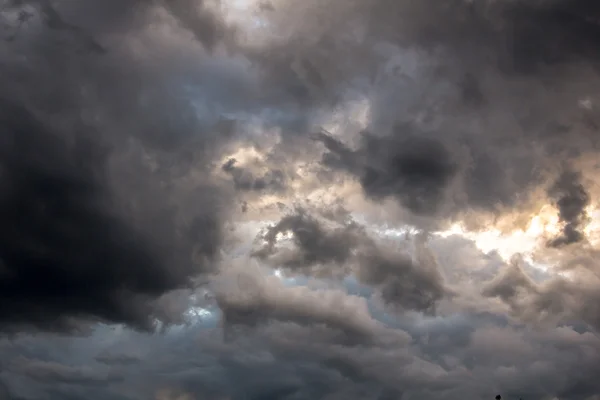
[1,0,600,399]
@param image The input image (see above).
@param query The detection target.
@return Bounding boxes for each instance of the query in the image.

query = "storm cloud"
[253,211,447,313]
[0,0,235,332]
[3,0,600,399]
[547,169,591,247]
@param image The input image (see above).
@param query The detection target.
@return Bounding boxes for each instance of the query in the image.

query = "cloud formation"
[0,0,235,332]
[3,0,600,399]
[546,169,591,247]
[253,211,446,312]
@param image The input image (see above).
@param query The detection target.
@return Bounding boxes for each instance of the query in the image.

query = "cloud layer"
[2,0,600,399]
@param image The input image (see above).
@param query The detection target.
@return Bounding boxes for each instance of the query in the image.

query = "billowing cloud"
[314,129,458,216]
[252,210,363,270]
[290,0,600,232]
[253,211,447,313]
[213,263,410,345]
[0,0,237,332]
[3,0,600,399]
[546,169,591,247]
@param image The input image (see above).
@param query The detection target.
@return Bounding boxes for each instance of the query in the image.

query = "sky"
[1,0,600,399]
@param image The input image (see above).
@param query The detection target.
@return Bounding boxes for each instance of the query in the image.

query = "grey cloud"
[317,202,353,224]
[0,0,245,333]
[0,380,10,400]
[2,263,600,400]
[254,211,447,313]
[357,238,446,314]
[284,0,600,78]
[8,357,120,385]
[463,324,600,400]
[162,0,233,51]
[314,107,592,228]
[547,169,591,247]
[482,256,600,332]
[7,0,229,52]
[315,129,457,216]
[253,210,364,272]
[5,0,600,399]
[221,158,287,193]
[213,266,406,345]
[268,0,600,230]
[358,133,457,215]
[230,316,600,400]
[481,256,537,308]
[94,352,140,367]
[0,101,216,332]
[428,234,506,284]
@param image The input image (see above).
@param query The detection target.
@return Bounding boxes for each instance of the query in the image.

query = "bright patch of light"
[369,204,599,275]
[579,97,594,110]
[221,146,266,165]
[215,0,274,45]
[583,206,600,245]
[186,307,212,318]
[268,267,302,286]
[376,225,419,238]
[437,205,563,263]
[319,98,371,136]
[274,231,293,241]
[163,306,216,330]
[173,306,215,329]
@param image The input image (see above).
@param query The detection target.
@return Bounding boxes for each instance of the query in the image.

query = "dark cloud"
[0,236,599,400]
[315,128,458,216]
[162,0,234,51]
[357,237,446,314]
[351,0,600,74]
[0,0,240,333]
[314,107,593,226]
[547,168,591,247]
[1,102,235,332]
[283,0,600,230]
[254,211,446,313]
[8,357,121,386]
[2,0,229,51]
[94,352,140,366]
[252,210,363,271]
[0,380,10,400]
[5,0,600,399]
[358,133,456,215]
[480,253,600,333]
